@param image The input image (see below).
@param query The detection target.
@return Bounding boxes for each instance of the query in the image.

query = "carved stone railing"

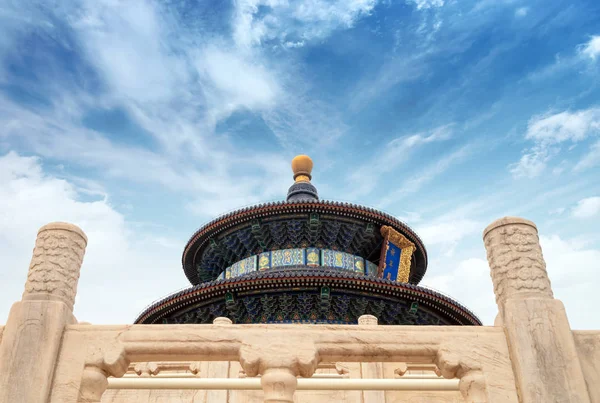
[46,323,517,403]
[0,218,597,403]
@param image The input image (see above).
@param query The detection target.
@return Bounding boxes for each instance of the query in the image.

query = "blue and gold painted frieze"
[306,247,320,267]
[219,247,372,279]
[227,255,257,278]
[366,260,378,277]
[321,249,355,271]
[272,248,305,267]
[353,256,365,274]
[258,252,271,271]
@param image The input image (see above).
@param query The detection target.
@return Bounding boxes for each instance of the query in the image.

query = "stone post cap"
[37,221,88,243]
[213,317,233,325]
[483,216,537,239]
[358,314,378,326]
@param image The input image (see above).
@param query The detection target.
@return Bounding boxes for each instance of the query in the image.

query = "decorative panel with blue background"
[258,252,271,271]
[306,248,320,267]
[353,256,365,274]
[381,242,402,281]
[272,248,305,267]
[217,271,225,281]
[230,255,257,277]
[321,249,354,270]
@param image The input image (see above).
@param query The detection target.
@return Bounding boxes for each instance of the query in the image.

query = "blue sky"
[1,0,599,327]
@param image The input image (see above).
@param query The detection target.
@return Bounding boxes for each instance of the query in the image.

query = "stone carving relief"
[133,362,159,377]
[23,223,87,309]
[483,218,553,305]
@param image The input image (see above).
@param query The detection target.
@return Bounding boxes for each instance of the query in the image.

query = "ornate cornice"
[182,200,428,286]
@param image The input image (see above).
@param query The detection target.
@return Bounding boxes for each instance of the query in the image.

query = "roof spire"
[287,155,319,202]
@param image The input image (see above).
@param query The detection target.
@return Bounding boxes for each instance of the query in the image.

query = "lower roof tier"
[135,267,481,326]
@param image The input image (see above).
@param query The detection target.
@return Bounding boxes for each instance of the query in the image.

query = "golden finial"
[291,155,313,182]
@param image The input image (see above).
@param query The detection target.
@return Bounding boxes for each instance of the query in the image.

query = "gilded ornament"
[379,225,415,283]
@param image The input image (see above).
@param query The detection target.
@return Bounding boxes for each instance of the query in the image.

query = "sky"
[0,0,599,328]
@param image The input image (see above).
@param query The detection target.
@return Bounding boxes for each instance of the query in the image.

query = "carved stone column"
[484,217,590,403]
[0,222,87,403]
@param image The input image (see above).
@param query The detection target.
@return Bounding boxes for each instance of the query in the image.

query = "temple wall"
[0,217,598,403]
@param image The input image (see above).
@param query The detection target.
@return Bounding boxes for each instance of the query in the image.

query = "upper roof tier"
[182,156,428,285]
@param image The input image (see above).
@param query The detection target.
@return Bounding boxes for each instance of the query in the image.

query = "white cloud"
[574,140,600,171]
[510,146,554,178]
[422,257,496,324]
[540,234,600,328]
[417,219,481,256]
[284,40,305,48]
[232,0,377,49]
[347,124,454,196]
[408,0,445,10]
[572,196,600,219]
[0,0,351,164]
[510,107,600,178]
[197,45,281,116]
[377,144,473,207]
[525,108,600,144]
[73,0,184,103]
[0,152,188,324]
[578,35,600,61]
[515,7,529,18]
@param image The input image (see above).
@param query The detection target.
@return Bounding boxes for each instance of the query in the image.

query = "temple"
[0,157,599,403]
[136,155,480,326]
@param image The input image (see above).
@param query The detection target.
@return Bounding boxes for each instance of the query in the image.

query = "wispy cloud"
[526,34,600,83]
[510,107,600,178]
[0,0,374,219]
[346,123,454,197]
[377,143,474,208]
[417,218,481,256]
[408,0,445,10]
[572,196,600,219]
[578,35,600,61]
[232,0,377,49]
[574,140,600,171]
[515,7,529,18]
